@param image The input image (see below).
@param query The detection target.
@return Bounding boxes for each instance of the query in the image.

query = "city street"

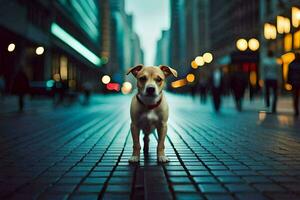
[0,94,300,200]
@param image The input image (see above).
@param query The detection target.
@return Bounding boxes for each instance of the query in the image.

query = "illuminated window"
[292,6,300,28]
[277,16,290,34]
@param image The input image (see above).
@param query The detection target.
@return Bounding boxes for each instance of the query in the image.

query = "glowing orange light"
[294,30,300,49]
[191,60,198,69]
[171,79,187,88]
[284,34,292,52]
[186,74,195,83]
[285,83,292,91]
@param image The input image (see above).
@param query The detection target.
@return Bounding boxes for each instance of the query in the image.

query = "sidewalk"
[0,93,300,200]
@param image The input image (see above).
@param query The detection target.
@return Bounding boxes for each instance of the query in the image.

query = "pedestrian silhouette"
[82,81,93,105]
[210,67,223,112]
[288,51,300,117]
[12,69,29,112]
[230,64,247,112]
[262,50,280,113]
[199,70,208,104]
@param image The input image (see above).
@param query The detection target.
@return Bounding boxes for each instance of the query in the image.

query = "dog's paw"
[128,156,140,163]
[158,155,170,163]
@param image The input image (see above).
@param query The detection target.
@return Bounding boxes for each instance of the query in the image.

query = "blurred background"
[0,0,300,113]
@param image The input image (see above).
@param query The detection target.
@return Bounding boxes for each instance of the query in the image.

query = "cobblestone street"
[1,94,300,200]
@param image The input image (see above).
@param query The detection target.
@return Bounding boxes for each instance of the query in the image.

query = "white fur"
[128,156,140,162]
[158,156,169,162]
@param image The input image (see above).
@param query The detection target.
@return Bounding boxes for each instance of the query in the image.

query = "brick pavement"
[0,94,300,200]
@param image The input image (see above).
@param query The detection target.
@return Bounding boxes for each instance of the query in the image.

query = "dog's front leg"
[128,123,141,162]
[157,123,169,163]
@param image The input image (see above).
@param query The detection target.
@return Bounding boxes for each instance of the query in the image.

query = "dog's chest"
[139,110,159,127]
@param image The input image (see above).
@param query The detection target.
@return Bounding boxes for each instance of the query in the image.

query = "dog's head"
[126,64,177,97]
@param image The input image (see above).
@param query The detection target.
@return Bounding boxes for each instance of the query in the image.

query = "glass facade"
[58,0,100,42]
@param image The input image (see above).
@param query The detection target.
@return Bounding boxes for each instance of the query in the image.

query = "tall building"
[209,0,260,63]
[169,0,187,77]
[155,30,170,66]
[108,0,143,83]
[0,0,104,92]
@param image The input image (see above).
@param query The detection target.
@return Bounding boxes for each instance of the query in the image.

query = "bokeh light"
[186,73,195,83]
[195,56,204,66]
[7,43,15,52]
[236,38,248,51]
[121,81,133,94]
[191,60,198,69]
[102,75,111,84]
[203,52,213,63]
[248,38,260,51]
[36,46,44,55]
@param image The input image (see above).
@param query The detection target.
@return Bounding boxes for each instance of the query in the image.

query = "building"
[259,0,300,91]
[0,0,106,93]
[108,0,144,84]
[155,30,171,66]
[169,0,187,77]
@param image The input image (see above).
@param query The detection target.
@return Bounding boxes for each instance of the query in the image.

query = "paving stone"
[198,184,227,193]
[169,177,191,184]
[175,192,204,200]
[77,184,103,193]
[225,183,256,192]
[173,184,197,192]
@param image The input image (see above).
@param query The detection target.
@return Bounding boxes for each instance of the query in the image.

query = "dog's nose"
[146,87,155,95]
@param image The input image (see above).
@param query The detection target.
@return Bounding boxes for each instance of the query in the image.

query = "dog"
[126,64,177,163]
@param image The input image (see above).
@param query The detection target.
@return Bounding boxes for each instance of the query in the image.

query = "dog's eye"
[139,76,147,82]
[156,77,162,82]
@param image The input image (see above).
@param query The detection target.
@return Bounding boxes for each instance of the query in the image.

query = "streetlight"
[203,52,213,63]
[236,38,248,51]
[7,43,15,52]
[191,60,198,69]
[101,75,111,84]
[186,73,195,83]
[195,56,204,66]
[36,46,44,55]
[248,38,259,51]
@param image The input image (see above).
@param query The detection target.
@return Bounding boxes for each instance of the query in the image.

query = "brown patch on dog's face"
[136,66,165,96]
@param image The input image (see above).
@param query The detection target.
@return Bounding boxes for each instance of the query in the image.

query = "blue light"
[46,80,55,88]
[51,23,102,67]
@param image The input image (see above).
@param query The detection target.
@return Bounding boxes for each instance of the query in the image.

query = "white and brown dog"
[126,64,177,163]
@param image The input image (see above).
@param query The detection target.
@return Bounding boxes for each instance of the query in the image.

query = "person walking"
[199,70,208,104]
[12,69,30,112]
[262,50,280,113]
[210,67,223,112]
[288,51,300,117]
[230,64,248,112]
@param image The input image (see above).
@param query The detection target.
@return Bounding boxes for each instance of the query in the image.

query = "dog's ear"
[126,64,144,77]
[159,65,178,78]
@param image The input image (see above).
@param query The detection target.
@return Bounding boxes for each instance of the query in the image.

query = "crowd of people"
[0,68,94,112]
[191,51,300,117]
